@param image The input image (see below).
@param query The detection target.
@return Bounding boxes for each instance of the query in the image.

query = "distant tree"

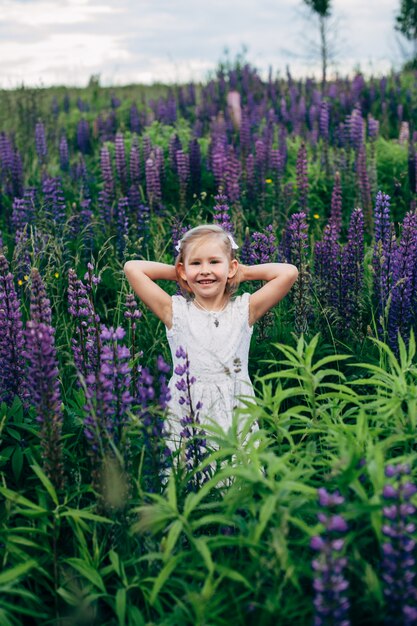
[303,0,332,90]
[395,0,417,64]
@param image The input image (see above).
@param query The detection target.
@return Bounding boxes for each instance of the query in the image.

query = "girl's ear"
[228,259,239,278]
[177,262,187,282]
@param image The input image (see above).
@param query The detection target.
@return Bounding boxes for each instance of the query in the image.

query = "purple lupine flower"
[42,176,66,226]
[129,137,141,187]
[129,103,140,134]
[100,145,115,216]
[368,115,380,142]
[176,149,190,208]
[213,193,233,233]
[239,107,251,156]
[349,108,364,150]
[172,218,189,259]
[84,326,131,436]
[296,143,308,213]
[23,319,65,489]
[77,118,90,154]
[35,121,47,163]
[116,196,129,259]
[245,153,256,201]
[314,221,341,312]
[240,227,252,265]
[245,225,277,265]
[311,488,350,626]
[29,268,52,325]
[211,141,227,190]
[142,135,152,163]
[189,138,202,196]
[388,211,417,350]
[225,144,241,204]
[115,132,127,193]
[0,255,26,405]
[330,171,342,237]
[11,148,24,199]
[68,268,99,379]
[287,212,310,333]
[255,139,267,193]
[145,157,162,209]
[174,347,210,491]
[373,191,393,326]
[59,135,69,171]
[319,101,330,142]
[169,134,182,174]
[381,464,417,625]
[124,292,142,387]
[340,208,365,332]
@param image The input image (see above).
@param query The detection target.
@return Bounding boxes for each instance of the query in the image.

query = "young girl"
[124,224,298,439]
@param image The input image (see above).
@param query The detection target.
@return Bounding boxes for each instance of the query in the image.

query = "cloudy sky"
[0,0,408,88]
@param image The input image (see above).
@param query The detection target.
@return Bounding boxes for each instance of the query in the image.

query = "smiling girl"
[124,224,298,439]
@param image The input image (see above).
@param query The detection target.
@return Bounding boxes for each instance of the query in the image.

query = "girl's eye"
[210,260,219,264]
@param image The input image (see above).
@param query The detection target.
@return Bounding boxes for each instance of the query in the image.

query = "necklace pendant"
[214,318,219,327]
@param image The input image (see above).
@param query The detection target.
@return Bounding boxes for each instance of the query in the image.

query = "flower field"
[1,64,417,625]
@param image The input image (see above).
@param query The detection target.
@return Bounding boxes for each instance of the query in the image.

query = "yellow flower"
[24,274,29,281]
[313,213,320,219]
[18,279,23,286]
[55,272,59,279]
[265,178,272,184]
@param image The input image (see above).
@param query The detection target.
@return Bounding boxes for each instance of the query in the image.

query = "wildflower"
[265,178,273,184]
[311,488,350,626]
[54,272,59,279]
[313,213,320,219]
[381,464,417,625]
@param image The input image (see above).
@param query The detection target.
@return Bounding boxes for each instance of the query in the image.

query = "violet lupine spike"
[225,144,241,204]
[100,144,115,205]
[29,268,52,326]
[0,255,26,405]
[169,134,182,174]
[387,211,417,350]
[77,118,90,154]
[59,135,69,172]
[11,198,27,235]
[145,157,162,209]
[42,176,66,226]
[35,121,47,163]
[11,149,24,199]
[142,135,152,163]
[68,268,99,379]
[340,208,365,332]
[288,211,310,334]
[240,227,252,265]
[116,197,129,259]
[349,108,365,150]
[330,172,343,237]
[129,138,141,187]
[130,103,140,134]
[189,138,202,197]
[373,191,393,327]
[115,132,127,193]
[23,320,65,489]
[174,347,210,491]
[255,139,267,192]
[245,153,256,201]
[176,149,190,208]
[319,101,330,142]
[246,225,277,265]
[314,221,341,313]
[84,326,132,445]
[381,464,417,626]
[211,141,227,191]
[213,193,233,233]
[239,107,251,156]
[311,488,350,626]
[296,142,309,213]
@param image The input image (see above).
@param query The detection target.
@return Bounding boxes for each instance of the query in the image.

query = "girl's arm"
[238,263,299,326]
[123,261,176,328]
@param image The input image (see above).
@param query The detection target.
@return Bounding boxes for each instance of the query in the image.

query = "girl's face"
[178,237,238,303]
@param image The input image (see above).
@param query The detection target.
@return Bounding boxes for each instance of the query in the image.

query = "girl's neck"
[192,295,229,312]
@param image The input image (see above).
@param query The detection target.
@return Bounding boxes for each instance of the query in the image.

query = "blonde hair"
[174,224,239,299]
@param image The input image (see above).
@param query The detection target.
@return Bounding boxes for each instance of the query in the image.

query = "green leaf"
[115,588,126,626]
[11,446,23,482]
[61,509,113,524]
[30,463,58,506]
[0,560,37,586]
[192,537,214,574]
[150,554,182,605]
[0,487,47,513]
[65,558,106,593]
[163,520,183,558]
[216,564,253,589]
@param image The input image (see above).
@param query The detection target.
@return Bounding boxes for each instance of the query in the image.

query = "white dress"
[165,293,256,437]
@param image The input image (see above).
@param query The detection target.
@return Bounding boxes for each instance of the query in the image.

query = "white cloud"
[1,0,117,27]
[0,32,130,87]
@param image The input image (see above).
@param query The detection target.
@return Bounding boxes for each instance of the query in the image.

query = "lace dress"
[165,293,256,437]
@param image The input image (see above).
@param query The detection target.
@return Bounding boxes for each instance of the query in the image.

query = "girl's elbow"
[288,264,299,283]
